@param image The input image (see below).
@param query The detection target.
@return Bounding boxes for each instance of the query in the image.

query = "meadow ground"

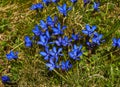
[0,0,120,87]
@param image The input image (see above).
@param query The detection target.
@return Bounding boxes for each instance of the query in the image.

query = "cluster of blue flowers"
[82,24,105,48]
[2,0,120,84]
[30,15,76,71]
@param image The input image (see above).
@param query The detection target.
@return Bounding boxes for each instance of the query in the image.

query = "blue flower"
[6,50,18,60]
[60,60,72,71]
[70,0,77,4]
[55,37,63,46]
[32,25,42,36]
[71,33,81,41]
[42,0,51,6]
[46,57,59,71]
[6,51,18,60]
[92,32,104,45]
[1,75,10,83]
[49,47,63,63]
[30,3,43,10]
[83,0,90,7]
[39,20,48,30]
[93,2,100,11]
[112,38,120,48]
[62,36,72,46]
[52,0,60,3]
[69,44,82,60]
[37,35,49,47]
[40,47,50,60]
[46,58,56,71]
[54,36,72,46]
[57,3,72,16]
[46,16,58,27]
[24,36,32,47]
[82,24,96,36]
[52,23,67,35]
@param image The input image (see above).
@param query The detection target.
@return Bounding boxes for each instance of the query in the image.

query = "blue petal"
[58,48,62,53]
[82,30,88,35]
[53,47,57,53]
[62,25,67,30]
[85,24,90,31]
[40,52,47,56]
[63,4,67,10]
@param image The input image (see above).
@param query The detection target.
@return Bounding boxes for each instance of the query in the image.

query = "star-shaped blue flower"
[62,36,72,46]
[71,33,82,41]
[40,46,50,60]
[57,3,72,16]
[46,16,58,27]
[92,32,104,45]
[39,20,48,30]
[49,47,63,63]
[24,36,32,47]
[32,25,42,36]
[93,2,100,11]
[37,35,49,47]
[69,44,83,60]
[6,51,18,60]
[112,38,120,48]
[60,60,72,71]
[46,58,56,71]
[82,24,97,36]
[30,3,43,10]
[52,23,66,35]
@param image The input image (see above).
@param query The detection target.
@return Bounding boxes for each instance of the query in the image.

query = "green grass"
[0,0,120,87]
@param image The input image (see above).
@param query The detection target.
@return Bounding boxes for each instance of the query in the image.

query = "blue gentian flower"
[37,35,49,47]
[60,60,72,71]
[55,37,63,46]
[93,2,100,11]
[40,47,50,60]
[46,58,56,71]
[57,3,72,16]
[54,36,72,46]
[112,38,120,48]
[83,0,90,7]
[92,32,104,45]
[32,25,42,36]
[24,36,32,47]
[6,51,18,60]
[52,0,60,3]
[1,75,10,83]
[69,44,82,60]
[82,24,96,36]
[70,0,77,4]
[46,16,58,27]
[62,36,72,46]
[52,23,67,35]
[71,33,81,41]
[42,0,51,6]
[49,47,63,63]
[30,3,43,10]
[39,20,48,30]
